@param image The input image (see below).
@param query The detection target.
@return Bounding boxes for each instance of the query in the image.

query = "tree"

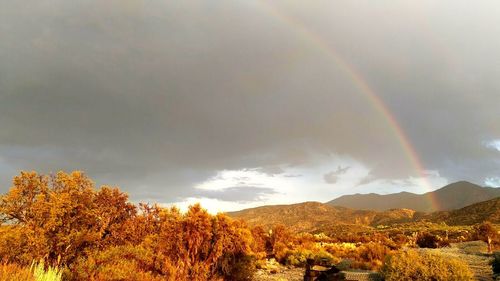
[474,222,497,253]
[0,171,136,265]
[0,171,256,280]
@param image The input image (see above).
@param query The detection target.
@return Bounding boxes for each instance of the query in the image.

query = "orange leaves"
[0,171,257,280]
[1,171,49,224]
[150,204,255,280]
[0,171,136,266]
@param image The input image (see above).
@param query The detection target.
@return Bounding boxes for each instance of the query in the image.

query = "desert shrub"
[0,171,256,281]
[283,248,335,267]
[68,245,160,281]
[474,222,497,252]
[67,207,256,281]
[390,233,409,248]
[416,232,448,248]
[152,207,256,281]
[0,262,62,281]
[0,171,136,266]
[250,226,268,256]
[219,252,256,281]
[381,249,473,281]
[358,242,390,261]
[0,225,31,264]
[321,241,392,270]
[31,261,63,281]
[356,242,391,269]
[0,263,34,281]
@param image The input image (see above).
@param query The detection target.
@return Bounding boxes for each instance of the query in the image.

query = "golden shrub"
[0,171,256,281]
[0,263,34,281]
[381,249,473,281]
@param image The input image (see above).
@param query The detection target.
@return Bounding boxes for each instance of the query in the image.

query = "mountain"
[228,197,500,233]
[424,197,500,226]
[228,202,416,232]
[327,181,500,212]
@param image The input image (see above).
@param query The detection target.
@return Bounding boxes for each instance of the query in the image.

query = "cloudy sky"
[1,0,499,212]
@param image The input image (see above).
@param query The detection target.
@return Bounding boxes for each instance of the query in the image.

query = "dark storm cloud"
[0,0,499,202]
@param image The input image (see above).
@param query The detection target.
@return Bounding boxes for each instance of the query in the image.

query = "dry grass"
[0,263,34,281]
[424,241,494,281]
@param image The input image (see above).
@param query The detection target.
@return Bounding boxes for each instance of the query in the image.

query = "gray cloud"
[0,0,499,203]
[324,166,351,184]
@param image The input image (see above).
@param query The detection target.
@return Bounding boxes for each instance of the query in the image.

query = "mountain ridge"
[327,181,500,212]
[228,197,500,233]
[227,181,500,232]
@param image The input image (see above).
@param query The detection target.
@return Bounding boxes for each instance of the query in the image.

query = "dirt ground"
[253,267,304,281]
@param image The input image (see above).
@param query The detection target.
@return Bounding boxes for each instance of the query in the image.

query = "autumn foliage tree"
[0,171,257,281]
[0,171,136,265]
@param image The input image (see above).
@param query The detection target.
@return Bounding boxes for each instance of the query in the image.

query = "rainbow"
[256,2,439,210]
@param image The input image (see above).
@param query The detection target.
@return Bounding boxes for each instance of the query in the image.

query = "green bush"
[381,249,473,281]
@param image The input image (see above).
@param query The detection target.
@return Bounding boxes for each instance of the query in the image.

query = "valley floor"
[253,241,495,281]
[253,267,304,281]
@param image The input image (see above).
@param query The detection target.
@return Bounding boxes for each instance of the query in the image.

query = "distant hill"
[228,186,500,232]
[423,197,500,226]
[327,181,500,212]
[228,202,417,232]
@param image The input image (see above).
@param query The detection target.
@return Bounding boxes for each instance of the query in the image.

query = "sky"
[1,0,499,213]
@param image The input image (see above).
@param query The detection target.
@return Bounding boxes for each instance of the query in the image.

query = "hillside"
[228,202,417,232]
[424,197,500,226]
[228,196,500,232]
[327,181,500,212]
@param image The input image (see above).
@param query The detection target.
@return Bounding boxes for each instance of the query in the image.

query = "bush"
[31,261,62,281]
[381,249,473,281]
[283,248,334,267]
[0,172,256,281]
[219,253,256,281]
[0,262,62,281]
[0,263,33,281]
[416,232,449,248]
[474,222,497,252]
[68,245,161,281]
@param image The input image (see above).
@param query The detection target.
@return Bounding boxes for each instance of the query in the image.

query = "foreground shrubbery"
[0,171,495,280]
[381,249,473,281]
[0,263,33,281]
[0,261,62,281]
[267,226,394,270]
[0,171,256,281]
[416,232,450,248]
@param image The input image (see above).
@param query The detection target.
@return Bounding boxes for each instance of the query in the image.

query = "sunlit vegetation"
[381,249,473,281]
[0,261,62,281]
[0,171,498,280]
[0,263,33,281]
[0,171,256,281]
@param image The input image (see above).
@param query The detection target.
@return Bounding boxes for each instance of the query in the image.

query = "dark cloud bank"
[0,0,499,204]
